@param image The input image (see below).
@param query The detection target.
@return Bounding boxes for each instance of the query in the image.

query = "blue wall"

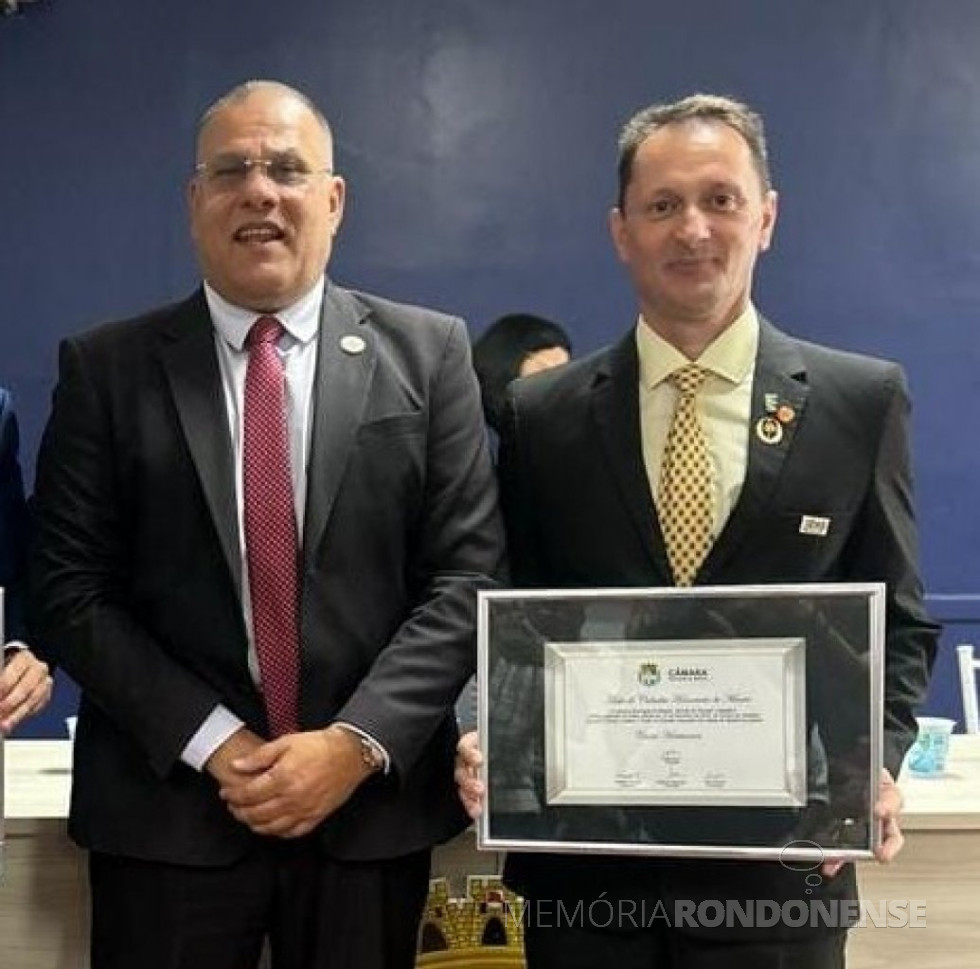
[2,0,978,736]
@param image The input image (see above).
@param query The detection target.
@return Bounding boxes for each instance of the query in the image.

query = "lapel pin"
[776,404,795,425]
[764,393,780,414]
[755,416,783,445]
[799,515,831,537]
[339,334,366,355]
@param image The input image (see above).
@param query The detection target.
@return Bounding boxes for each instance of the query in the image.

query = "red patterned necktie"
[243,316,300,736]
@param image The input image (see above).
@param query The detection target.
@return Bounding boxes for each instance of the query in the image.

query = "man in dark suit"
[457,94,938,968]
[30,80,504,969]
[0,386,53,733]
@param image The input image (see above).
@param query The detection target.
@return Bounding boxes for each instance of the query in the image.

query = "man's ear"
[759,189,778,253]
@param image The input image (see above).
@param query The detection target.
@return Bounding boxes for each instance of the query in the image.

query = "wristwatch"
[358,735,386,773]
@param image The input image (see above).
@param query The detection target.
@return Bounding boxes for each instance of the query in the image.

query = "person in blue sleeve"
[0,386,53,734]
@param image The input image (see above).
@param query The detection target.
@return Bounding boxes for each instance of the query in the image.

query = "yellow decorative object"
[417,875,526,968]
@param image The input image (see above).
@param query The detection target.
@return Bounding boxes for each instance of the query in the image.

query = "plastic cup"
[906,716,956,775]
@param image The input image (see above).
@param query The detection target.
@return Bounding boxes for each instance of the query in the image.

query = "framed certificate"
[476,583,885,862]
[544,637,807,808]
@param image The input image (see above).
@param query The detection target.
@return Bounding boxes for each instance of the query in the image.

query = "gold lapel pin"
[776,404,795,425]
[755,416,784,445]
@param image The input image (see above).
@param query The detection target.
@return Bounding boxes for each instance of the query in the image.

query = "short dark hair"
[472,314,572,432]
[616,93,771,211]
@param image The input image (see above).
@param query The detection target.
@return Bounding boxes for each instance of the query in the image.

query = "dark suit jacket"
[29,282,505,866]
[0,387,29,643]
[497,318,939,940]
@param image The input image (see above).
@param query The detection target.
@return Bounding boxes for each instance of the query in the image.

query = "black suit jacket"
[30,282,505,866]
[497,318,939,939]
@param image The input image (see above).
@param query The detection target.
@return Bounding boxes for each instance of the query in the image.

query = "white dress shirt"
[181,279,321,768]
[180,279,390,773]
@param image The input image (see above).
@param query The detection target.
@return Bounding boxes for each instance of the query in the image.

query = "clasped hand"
[0,646,54,735]
[207,725,371,839]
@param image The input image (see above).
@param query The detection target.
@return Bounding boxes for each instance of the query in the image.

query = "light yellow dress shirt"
[636,306,759,544]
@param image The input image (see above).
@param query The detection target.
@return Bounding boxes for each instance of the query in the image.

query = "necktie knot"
[669,363,709,397]
[246,315,284,349]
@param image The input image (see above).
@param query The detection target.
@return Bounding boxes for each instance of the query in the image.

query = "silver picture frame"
[476,583,885,863]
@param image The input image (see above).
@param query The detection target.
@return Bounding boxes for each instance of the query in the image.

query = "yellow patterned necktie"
[659,363,713,586]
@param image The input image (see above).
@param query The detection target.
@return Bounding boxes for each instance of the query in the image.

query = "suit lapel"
[156,291,241,594]
[698,318,810,582]
[302,283,374,568]
[590,333,672,581]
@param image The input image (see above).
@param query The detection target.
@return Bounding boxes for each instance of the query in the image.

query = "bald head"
[196,80,334,162]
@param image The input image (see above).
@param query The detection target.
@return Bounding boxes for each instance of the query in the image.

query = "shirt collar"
[204,276,325,351]
[635,303,760,390]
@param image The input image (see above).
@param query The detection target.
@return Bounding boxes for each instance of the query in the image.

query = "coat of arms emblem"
[637,662,660,687]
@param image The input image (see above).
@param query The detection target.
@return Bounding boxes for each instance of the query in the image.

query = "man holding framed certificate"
[456,94,938,968]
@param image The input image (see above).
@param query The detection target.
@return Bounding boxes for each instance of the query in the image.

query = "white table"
[4,737,980,969]
[849,734,980,969]
[897,734,980,829]
[4,739,72,820]
[2,740,85,969]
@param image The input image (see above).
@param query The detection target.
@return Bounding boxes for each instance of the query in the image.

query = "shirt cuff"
[3,641,29,665]
[334,722,391,775]
[181,705,245,771]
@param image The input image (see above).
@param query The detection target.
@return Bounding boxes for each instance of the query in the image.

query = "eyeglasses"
[194,154,333,191]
